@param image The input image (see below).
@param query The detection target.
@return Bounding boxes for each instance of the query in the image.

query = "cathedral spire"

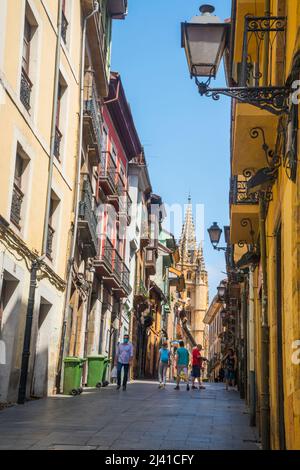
[179,196,197,264]
[196,241,206,272]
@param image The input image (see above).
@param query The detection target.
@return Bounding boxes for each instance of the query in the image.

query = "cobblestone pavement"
[0,381,259,450]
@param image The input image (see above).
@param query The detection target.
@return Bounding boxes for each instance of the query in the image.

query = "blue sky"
[111,0,232,300]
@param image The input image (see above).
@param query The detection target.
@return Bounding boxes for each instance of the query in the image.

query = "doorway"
[31,298,52,398]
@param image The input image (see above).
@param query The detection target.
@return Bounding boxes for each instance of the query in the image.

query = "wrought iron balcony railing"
[121,262,131,295]
[54,126,62,160]
[47,224,55,259]
[99,151,116,194]
[20,68,33,111]
[230,176,259,205]
[96,236,114,273]
[61,11,68,44]
[113,250,122,285]
[84,79,102,153]
[78,175,98,254]
[115,173,125,196]
[10,184,24,227]
[119,190,132,221]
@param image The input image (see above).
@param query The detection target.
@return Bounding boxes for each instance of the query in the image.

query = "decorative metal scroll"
[241,16,287,88]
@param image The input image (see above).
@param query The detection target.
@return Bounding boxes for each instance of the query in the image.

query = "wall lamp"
[207,222,229,252]
[181,4,289,115]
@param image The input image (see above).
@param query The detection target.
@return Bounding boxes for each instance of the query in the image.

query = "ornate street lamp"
[181,4,289,115]
[207,222,227,251]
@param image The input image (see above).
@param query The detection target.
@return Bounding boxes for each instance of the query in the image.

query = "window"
[22,17,31,74]
[61,0,69,45]
[54,74,67,161]
[54,83,63,160]
[10,154,25,228]
[46,191,60,261]
[20,15,33,110]
[187,271,192,280]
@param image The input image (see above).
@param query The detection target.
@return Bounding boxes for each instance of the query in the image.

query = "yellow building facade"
[0,0,127,402]
[0,0,82,402]
[228,0,300,450]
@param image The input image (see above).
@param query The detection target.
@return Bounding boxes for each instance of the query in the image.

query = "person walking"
[191,344,207,390]
[158,341,171,389]
[224,348,236,391]
[114,334,133,391]
[174,340,190,391]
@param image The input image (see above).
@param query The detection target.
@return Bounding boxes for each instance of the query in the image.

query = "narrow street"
[0,382,259,450]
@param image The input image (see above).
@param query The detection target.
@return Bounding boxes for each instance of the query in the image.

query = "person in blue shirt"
[174,340,190,391]
[158,341,171,389]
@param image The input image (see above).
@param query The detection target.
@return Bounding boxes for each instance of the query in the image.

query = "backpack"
[160,348,169,363]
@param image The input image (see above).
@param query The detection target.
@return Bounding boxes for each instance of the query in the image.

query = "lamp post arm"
[195,80,290,116]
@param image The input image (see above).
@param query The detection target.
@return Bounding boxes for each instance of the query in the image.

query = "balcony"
[118,190,132,225]
[121,263,131,295]
[81,1,110,97]
[94,236,114,279]
[230,175,259,245]
[78,175,98,256]
[99,151,116,196]
[83,75,102,166]
[10,184,24,228]
[54,126,62,161]
[145,246,157,275]
[140,209,150,248]
[230,176,259,205]
[113,250,122,286]
[107,173,125,210]
[108,0,128,19]
[20,68,32,111]
[46,224,55,260]
[113,262,132,299]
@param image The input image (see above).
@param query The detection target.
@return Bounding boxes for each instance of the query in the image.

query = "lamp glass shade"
[208,222,222,246]
[217,285,226,299]
[108,0,128,18]
[181,20,228,78]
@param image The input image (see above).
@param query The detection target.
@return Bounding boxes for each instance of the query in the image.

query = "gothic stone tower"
[177,197,209,350]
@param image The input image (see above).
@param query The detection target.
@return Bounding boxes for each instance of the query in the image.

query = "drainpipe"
[249,268,256,427]
[263,0,271,86]
[41,0,63,256]
[55,1,99,393]
[259,196,270,449]
[17,1,63,405]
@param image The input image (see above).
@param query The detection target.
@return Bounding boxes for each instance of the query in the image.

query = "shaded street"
[0,382,259,450]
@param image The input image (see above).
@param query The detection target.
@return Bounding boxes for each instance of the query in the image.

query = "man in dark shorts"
[191,344,206,390]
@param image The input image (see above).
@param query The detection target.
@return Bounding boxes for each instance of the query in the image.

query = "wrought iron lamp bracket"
[195,16,289,116]
[213,245,227,252]
[195,77,290,116]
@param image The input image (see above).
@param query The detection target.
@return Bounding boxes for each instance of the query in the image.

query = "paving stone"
[0,382,259,450]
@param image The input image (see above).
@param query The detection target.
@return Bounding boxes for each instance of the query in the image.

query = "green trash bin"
[102,357,111,387]
[63,357,86,396]
[86,355,105,388]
